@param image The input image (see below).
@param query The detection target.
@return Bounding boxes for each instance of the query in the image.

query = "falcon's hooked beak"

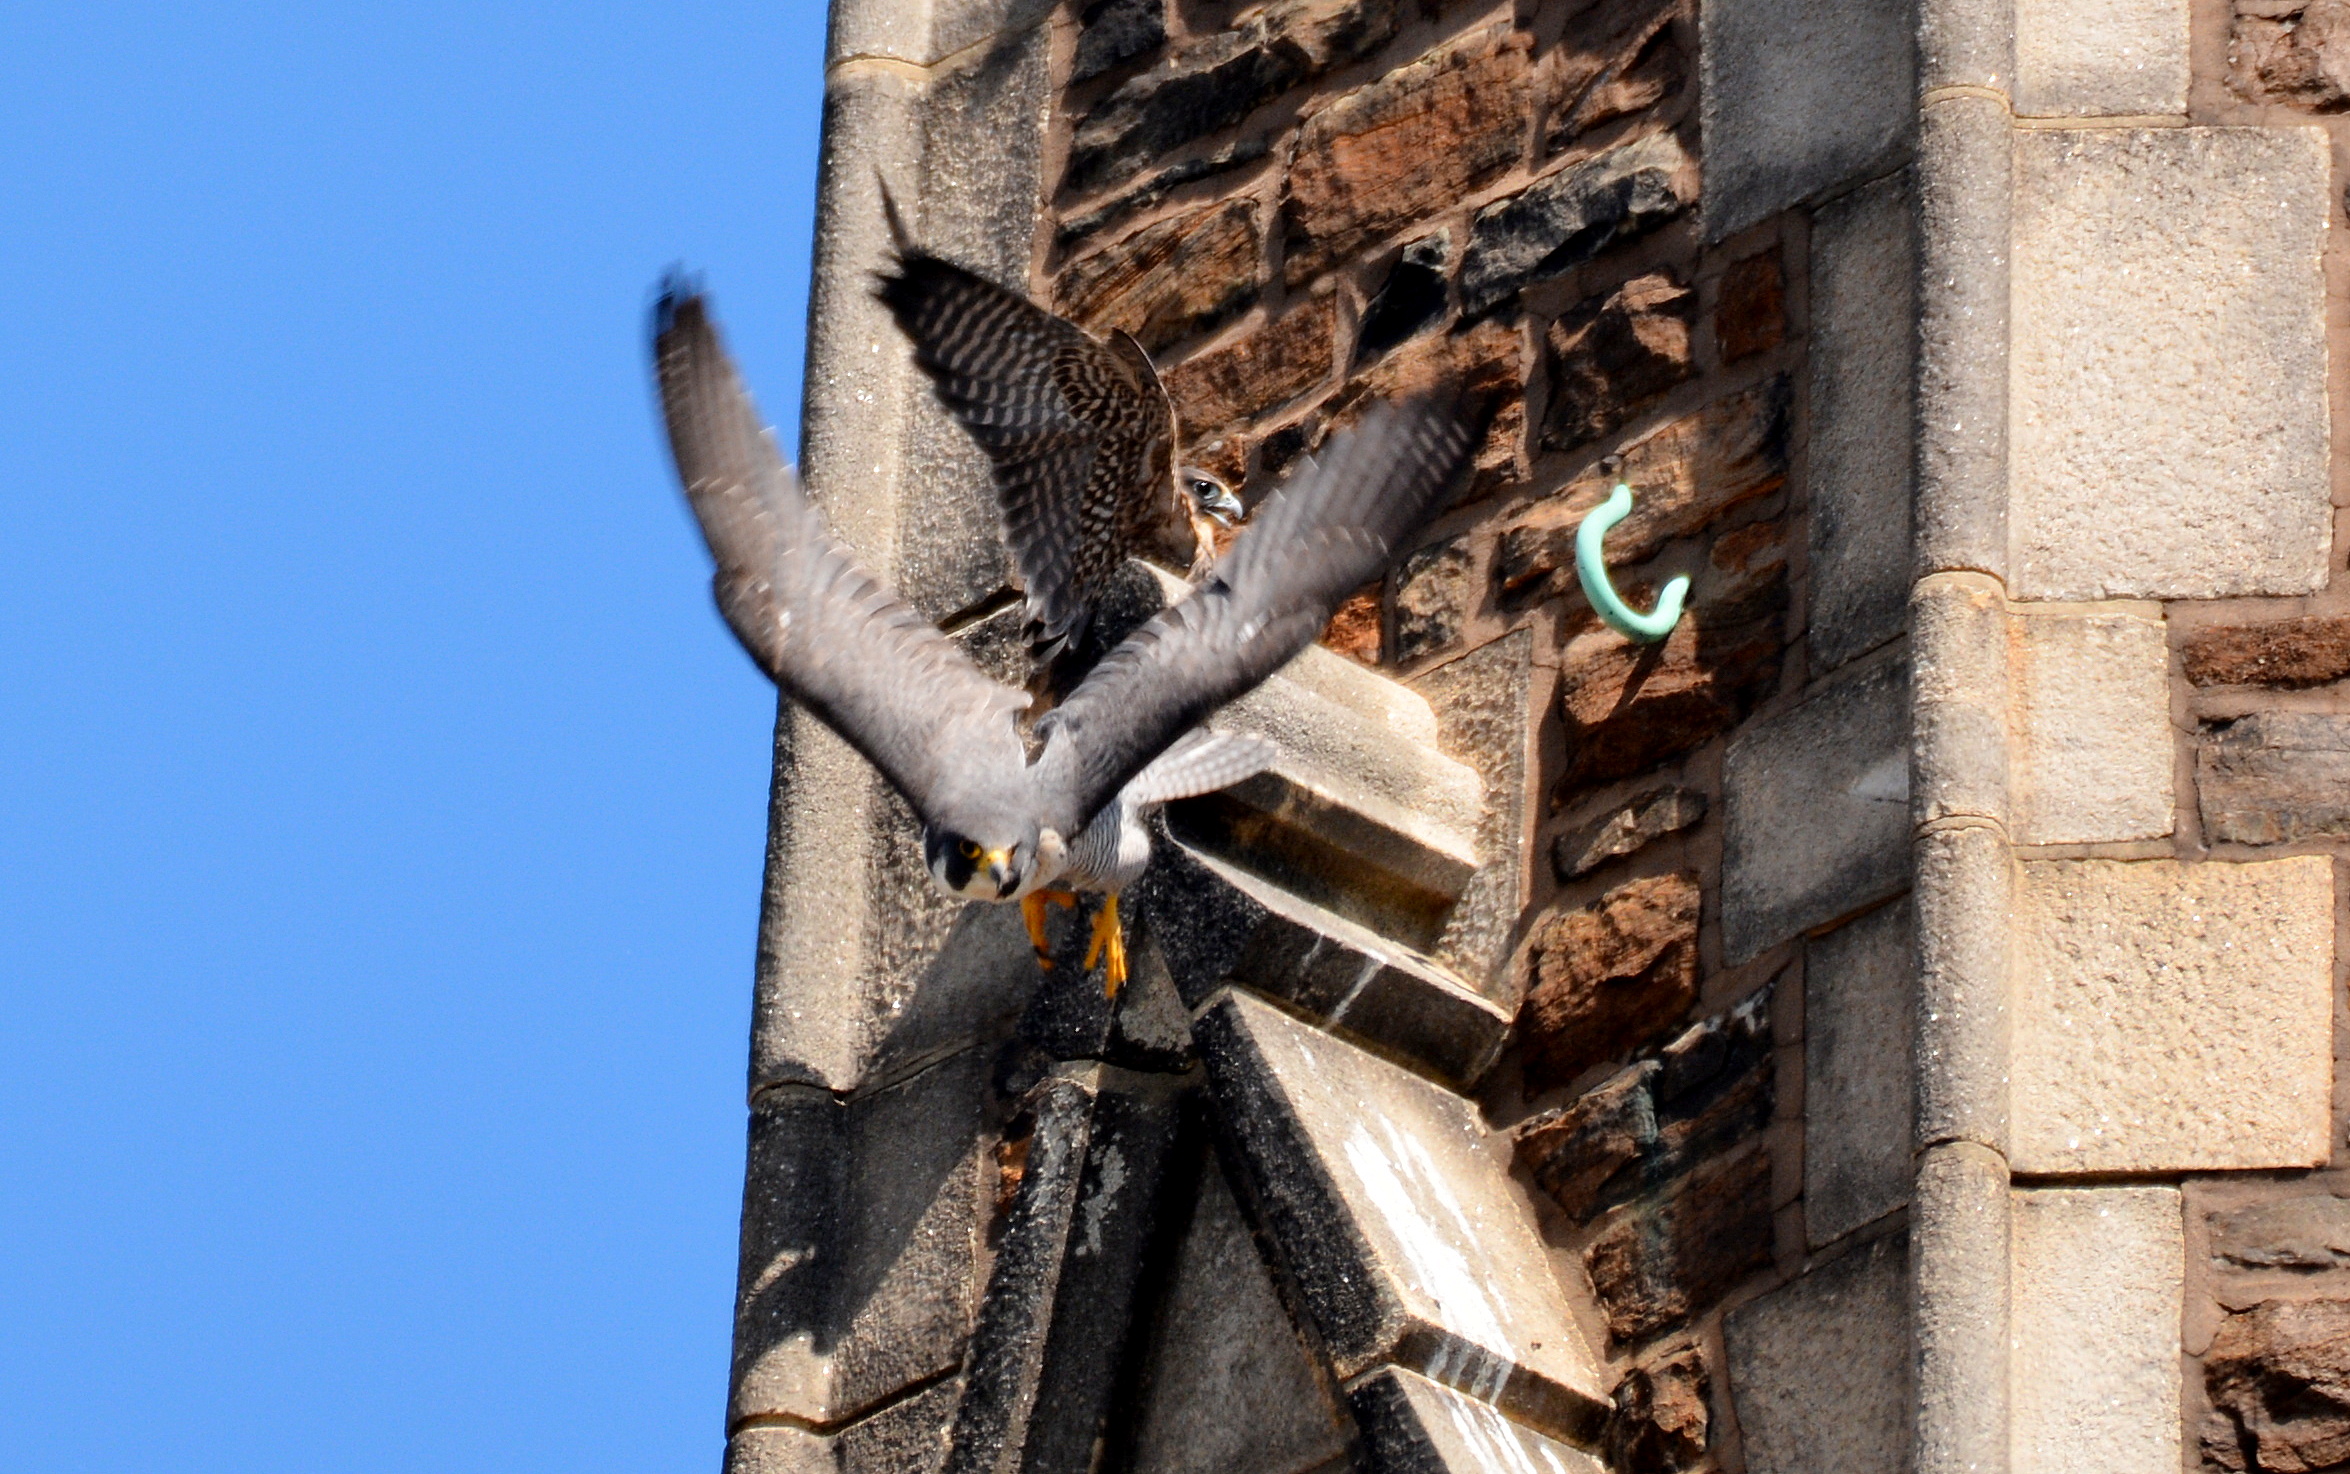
[983,847,1019,898]
[1180,469,1245,528]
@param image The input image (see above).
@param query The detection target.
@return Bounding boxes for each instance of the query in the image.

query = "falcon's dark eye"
[1191,479,1213,496]
[959,839,981,859]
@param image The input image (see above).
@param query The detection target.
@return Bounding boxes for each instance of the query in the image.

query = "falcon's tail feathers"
[1118,728,1279,809]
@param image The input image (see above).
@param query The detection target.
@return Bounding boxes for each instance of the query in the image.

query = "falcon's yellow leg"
[1082,894,1128,999]
[1021,889,1077,970]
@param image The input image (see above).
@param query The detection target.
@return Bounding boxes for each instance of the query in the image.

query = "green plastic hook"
[1574,482,1689,643]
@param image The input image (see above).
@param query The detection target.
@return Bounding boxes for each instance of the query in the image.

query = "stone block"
[2012,857,2334,1173]
[2011,606,2173,845]
[2201,713,2350,846]
[1057,198,1260,355]
[1501,377,1792,601]
[2229,0,2350,111]
[2011,1187,2183,1474]
[1458,132,1694,318]
[2010,127,2330,601]
[2203,1297,2350,1473]
[1584,1145,1775,1343]
[1807,169,1914,672]
[1134,843,1512,1086]
[1721,657,1910,963]
[2015,0,2188,115]
[1544,0,1687,153]
[943,1068,1187,1474]
[1196,990,1613,1432]
[825,0,1055,69]
[2210,1194,2350,1271]
[1605,1340,1711,1472]
[1804,897,1915,1246]
[1390,535,1476,668]
[1518,990,1774,1221]
[730,1051,991,1426]
[1699,0,1916,240]
[1282,24,1534,287]
[1163,295,1338,433]
[1071,0,1164,83]
[1359,231,1452,362]
[1552,786,1707,882]
[1520,873,1702,1093]
[1349,1366,1607,1473]
[2185,614,2350,689]
[1065,32,1302,195]
[1125,1158,1353,1474]
[1416,629,1538,990]
[1539,270,1696,452]
[1056,139,1272,249]
[1723,1234,1913,1474]
[1716,248,1785,362]
[724,1376,957,1474]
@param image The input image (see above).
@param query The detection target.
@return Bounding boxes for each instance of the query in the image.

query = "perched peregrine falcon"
[652,280,1470,995]
[875,226,1244,683]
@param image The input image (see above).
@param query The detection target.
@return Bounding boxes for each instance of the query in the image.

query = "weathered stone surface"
[1126,1158,1353,1474]
[1699,0,1915,240]
[1585,1146,1774,1343]
[1349,1366,1607,1473]
[2011,1187,2183,1474]
[1071,0,1165,84]
[1197,990,1614,1430]
[1804,898,1913,1246]
[1055,139,1272,248]
[1321,585,1381,662]
[1137,844,1512,1085]
[825,0,1057,69]
[1518,990,1773,1219]
[1327,317,1525,496]
[1521,873,1701,1092]
[2212,1195,2350,1271]
[1417,629,1539,992]
[1058,198,1260,354]
[2205,1298,2350,1474]
[2231,0,2350,110]
[2201,712,2350,846]
[1720,657,1909,963]
[1806,170,1914,671]
[1554,587,1785,797]
[2011,606,2173,845]
[1163,295,1337,432]
[724,1377,957,1474]
[1460,133,1694,318]
[2011,127,2331,601]
[1723,1234,1912,1474]
[1072,0,1402,149]
[1284,24,1534,286]
[1502,377,1790,600]
[1542,0,1687,154]
[1606,1340,1710,1473]
[730,1053,990,1426]
[945,1068,1187,1474]
[2016,0,2188,115]
[1390,535,1476,667]
[1552,786,1707,881]
[2186,614,2350,688]
[1541,271,1697,452]
[1715,249,1784,362]
[1358,231,1452,361]
[2012,857,2335,1173]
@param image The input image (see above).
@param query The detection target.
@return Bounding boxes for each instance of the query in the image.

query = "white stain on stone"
[1440,1393,1581,1474]
[1074,1142,1127,1259]
[1344,1115,1517,1400]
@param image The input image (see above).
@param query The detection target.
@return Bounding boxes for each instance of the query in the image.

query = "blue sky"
[0,5,829,1467]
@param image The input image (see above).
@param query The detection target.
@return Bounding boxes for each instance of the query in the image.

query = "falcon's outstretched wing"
[652,282,1031,826]
[1033,399,1474,836]
[875,247,1174,660]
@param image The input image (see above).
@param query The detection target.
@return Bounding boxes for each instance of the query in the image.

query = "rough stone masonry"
[719,0,2350,1471]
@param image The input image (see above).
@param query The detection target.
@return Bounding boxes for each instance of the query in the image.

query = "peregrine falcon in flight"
[652,280,1470,995]
[875,225,1245,684]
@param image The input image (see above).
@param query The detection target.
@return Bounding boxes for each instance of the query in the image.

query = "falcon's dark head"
[922,821,1040,901]
[1177,466,1244,528]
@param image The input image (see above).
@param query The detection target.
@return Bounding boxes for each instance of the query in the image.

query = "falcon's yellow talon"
[1083,896,1128,999]
[1021,889,1077,971]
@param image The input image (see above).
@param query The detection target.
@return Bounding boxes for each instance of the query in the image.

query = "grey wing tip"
[652,268,708,345]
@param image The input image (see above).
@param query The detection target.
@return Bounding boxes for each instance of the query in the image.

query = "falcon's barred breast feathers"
[652,274,1471,995]
[874,213,1243,685]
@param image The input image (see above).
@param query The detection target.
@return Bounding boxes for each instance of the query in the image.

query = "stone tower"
[720,1,2350,1471]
